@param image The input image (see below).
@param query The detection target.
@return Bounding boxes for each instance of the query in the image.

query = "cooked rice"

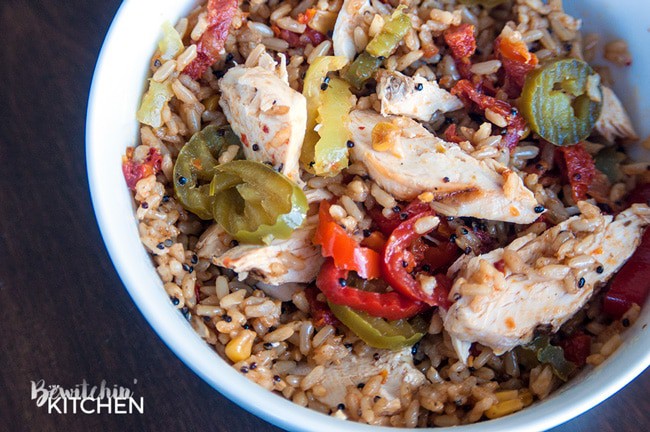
[124,0,647,427]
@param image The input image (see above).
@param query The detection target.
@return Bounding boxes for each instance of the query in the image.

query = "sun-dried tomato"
[305,286,339,327]
[443,123,465,144]
[122,148,162,190]
[451,79,526,151]
[274,26,327,48]
[494,36,538,98]
[556,143,596,202]
[183,0,238,79]
[443,24,476,60]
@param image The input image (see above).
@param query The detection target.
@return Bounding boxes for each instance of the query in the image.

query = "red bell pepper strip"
[122,147,162,190]
[556,143,596,202]
[305,286,339,327]
[603,184,650,319]
[316,259,428,320]
[183,0,238,79]
[558,332,591,368]
[451,79,526,151]
[494,36,538,98]
[313,201,381,279]
[381,211,453,308]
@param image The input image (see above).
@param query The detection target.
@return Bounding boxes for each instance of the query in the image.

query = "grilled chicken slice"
[348,110,539,223]
[332,0,378,61]
[377,70,463,121]
[206,215,323,285]
[219,53,307,181]
[443,202,650,362]
[594,86,638,143]
[314,347,425,409]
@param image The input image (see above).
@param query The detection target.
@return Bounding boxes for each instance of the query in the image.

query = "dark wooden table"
[0,1,648,431]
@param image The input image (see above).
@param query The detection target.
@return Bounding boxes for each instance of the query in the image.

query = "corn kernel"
[519,389,534,407]
[225,330,256,363]
[484,398,524,419]
[371,121,400,152]
[494,390,519,402]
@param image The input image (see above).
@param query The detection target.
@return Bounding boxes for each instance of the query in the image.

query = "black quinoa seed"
[400,213,408,220]
[402,260,409,268]
[363,229,371,238]
[171,297,180,305]
[225,53,234,62]
[534,205,545,213]
[464,246,472,255]
[230,240,239,247]
[182,264,190,272]
[344,343,353,349]
[252,144,260,151]
[249,362,257,370]
[510,107,519,115]
[240,366,249,373]
[162,195,170,203]
[357,383,365,389]
[373,353,380,360]
[154,59,162,67]
[443,176,450,183]
[454,293,462,301]
[415,83,424,91]
[338,278,347,286]
[243,324,251,330]
[450,234,457,242]
[178,176,187,185]
[264,343,274,349]
[392,205,401,213]
[323,76,330,84]
[596,266,604,274]
[573,173,582,181]
[421,264,431,272]
[223,314,232,323]
[156,242,165,250]
[622,318,630,327]
[321,82,329,90]
[461,228,469,235]
[141,202,149,209]
[273,375,281,382]
[346,140,355,148]
[191,254,198,264]
[578,277,586,288]
[337,403,346,411]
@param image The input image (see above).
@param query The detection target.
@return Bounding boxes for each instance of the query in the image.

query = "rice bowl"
[88,3,647,430]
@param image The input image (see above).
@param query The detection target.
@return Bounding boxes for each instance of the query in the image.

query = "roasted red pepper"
[368,200,431,237]
[558,332,591,368]
[452,79,526,151]
[556,143,596,202]
[603,184,650,319]
[313,201,381,279]
[316,259,428,320]
[183,0,238,79]
[494,36,538,98]
[122,147,162,190]
[305,286,339,327]
[381,211,453,308]
[443,123,465,144]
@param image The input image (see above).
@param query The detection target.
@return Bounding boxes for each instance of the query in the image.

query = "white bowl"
[87,1,650,430]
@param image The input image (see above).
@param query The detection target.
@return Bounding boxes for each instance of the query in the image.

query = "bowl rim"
[86,1,650,431]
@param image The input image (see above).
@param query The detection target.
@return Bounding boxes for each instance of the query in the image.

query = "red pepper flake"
[297,8,316,25]
[183,0,239,79]
[451,79,526,151]
[556,143,596,202]
[262,125,269,134]
[240,133,249,147]
[305,286,339,327]
[122,147,162,190]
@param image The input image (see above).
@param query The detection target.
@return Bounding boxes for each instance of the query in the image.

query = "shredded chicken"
[219,51,306,181]
[348,110,539,223]
[443,202,650,362]
[594,86,638,143]
[377,70,463,121]
[314,347,425,409]
[203,215,323,285]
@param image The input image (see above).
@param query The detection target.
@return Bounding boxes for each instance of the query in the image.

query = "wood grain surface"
[0,0,647,431]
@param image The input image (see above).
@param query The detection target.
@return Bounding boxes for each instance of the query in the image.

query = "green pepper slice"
[328,301,426,350]
[365,6,412,58]
[595,146,626,183]
[516,335,576,381]
[173,125,243,220]
[210,160,308,244]
[520,58,603,147]
[343,52,384,90]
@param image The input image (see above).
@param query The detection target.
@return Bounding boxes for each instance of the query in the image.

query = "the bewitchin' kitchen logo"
[31,379,144,414]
